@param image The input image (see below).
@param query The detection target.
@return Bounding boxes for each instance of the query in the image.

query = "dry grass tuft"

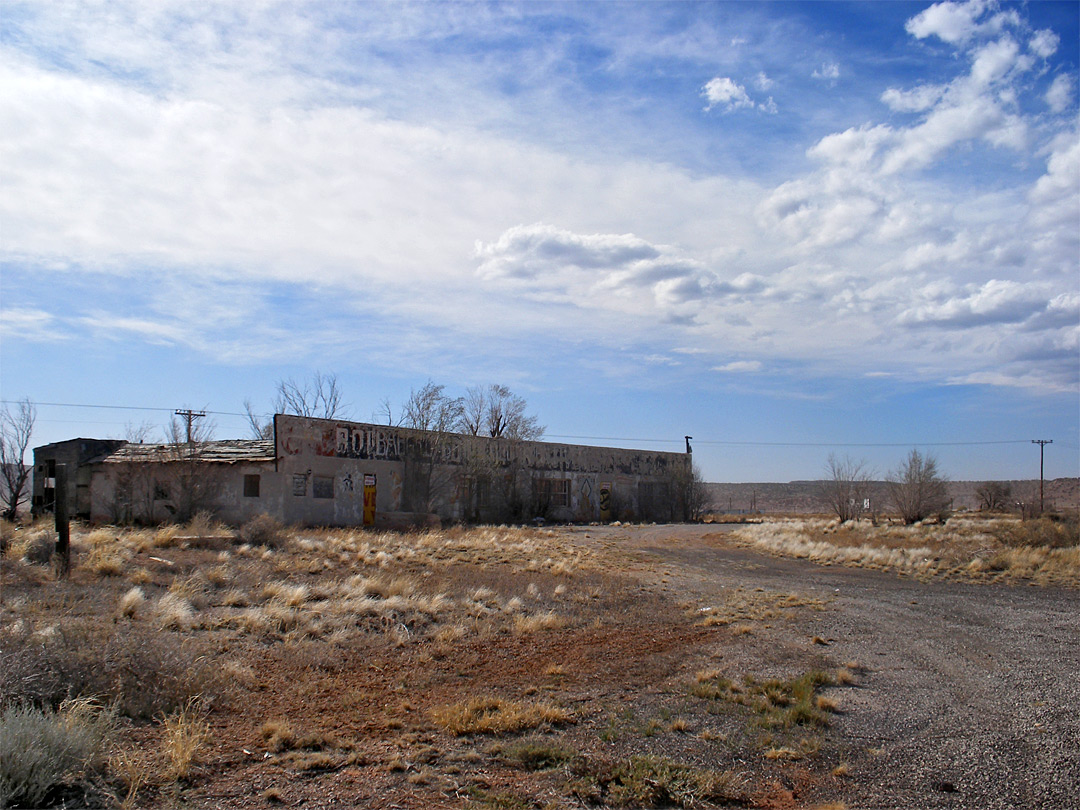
[161,700,210,780]
[155,593,195,631]
[431,697,573,735]
[512,611,566,634]
[119,587,145,619]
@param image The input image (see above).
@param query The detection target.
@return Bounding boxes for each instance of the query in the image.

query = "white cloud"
[905,0,989,44]
[1029,29,1059,59]
[0,308,61,342]
[701,76,776,114]
[812,62,840,82]
[1045,74,1074,113]
[0,0,1075,397]
[701,77,753,111]
[897,279,1049,328]
[881,84,946,113]
[713,360,762,373]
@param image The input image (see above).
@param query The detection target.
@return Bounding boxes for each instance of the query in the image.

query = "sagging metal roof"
[96,439,276,465]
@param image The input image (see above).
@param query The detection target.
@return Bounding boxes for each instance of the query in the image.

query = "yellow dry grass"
[430,696,573,735]
[731,516,1078,586]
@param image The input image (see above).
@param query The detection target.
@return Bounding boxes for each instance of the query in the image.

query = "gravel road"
[605,525,1079,810]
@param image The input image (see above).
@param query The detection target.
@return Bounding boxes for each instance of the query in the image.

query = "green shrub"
[496,737,575,771]
[0,698,113,808]
[570,755,742,808]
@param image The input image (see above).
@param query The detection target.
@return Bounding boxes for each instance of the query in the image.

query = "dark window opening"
[313,475,335,500]
[243,474,261,498]
[537,478,570,508]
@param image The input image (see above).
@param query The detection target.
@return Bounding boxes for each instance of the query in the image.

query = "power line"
[1,399,1052,449]
[0,399,247,418]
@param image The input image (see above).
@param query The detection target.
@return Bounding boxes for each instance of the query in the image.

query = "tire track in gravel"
[617,526,1079,810]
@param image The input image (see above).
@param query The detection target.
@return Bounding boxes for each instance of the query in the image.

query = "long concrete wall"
[274,415,689,526]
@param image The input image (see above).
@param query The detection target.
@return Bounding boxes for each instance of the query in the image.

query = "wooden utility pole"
[54,464,70,578]
[1032,439,1052,514]
[175,409,206,444]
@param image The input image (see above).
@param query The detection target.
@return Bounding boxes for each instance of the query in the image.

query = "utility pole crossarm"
[175,409,207,445]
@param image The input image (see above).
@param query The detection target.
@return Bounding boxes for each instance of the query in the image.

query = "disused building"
[33,414,692,527]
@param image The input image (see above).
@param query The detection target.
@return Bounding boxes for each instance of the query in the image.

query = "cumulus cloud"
[897,279,1050,329]
[905,0,991,44]
[1,1,1075,397]
[701,77,753,111]
[1028,29,1059,59]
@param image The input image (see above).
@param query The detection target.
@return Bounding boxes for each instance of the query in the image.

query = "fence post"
[54,464,70,578]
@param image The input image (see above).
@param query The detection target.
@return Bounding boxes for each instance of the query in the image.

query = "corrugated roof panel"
[99,440,275,464]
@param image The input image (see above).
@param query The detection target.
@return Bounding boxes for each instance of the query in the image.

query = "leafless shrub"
[887,449,950,525]
[993,515,1078,549]
[0,623,223,719]
[236,514,288,548]
[820,455,873,523]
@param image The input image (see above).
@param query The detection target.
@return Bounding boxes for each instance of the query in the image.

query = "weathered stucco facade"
[35,414,692,527]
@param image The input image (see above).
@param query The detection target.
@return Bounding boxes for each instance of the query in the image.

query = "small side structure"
[33,414,692,527]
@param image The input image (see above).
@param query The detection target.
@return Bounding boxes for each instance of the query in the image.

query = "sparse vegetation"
[2,516,1073,808]
[236,513,288,548]
[731,515,1079,585]
[569,754,744,808]
[0,698,113,808]
[431,697,573,735]
[692,670,837,729]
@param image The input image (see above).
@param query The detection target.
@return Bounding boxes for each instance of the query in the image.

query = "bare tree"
[400,381,463,434]
[459,384,544,440]
[820,454,873,523]
[1,398,36,521]
[672,460,710,522]
[243,399,274,440]
[888,449,951,525]
[121,420,158,443]
[274,371,343,420]
[975,481,1012,512]
[399,382,465,514]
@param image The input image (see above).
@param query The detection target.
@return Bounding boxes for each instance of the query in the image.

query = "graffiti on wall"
[279,416,682,478]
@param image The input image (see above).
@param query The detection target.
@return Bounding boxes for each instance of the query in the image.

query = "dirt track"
[605,524,1080,809]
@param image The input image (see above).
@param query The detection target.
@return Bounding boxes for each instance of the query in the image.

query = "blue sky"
[1,0,1077,483]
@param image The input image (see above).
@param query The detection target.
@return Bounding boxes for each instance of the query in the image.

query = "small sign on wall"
[363,473,376,526]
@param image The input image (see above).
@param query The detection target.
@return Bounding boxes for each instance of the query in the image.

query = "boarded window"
[292,475,307,496]
[536,478,570,508]
[313,475,335,500]
[243,474,260,498]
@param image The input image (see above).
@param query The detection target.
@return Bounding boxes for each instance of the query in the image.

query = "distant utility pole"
[1032,439,1052,514]
[175,409,206,445]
